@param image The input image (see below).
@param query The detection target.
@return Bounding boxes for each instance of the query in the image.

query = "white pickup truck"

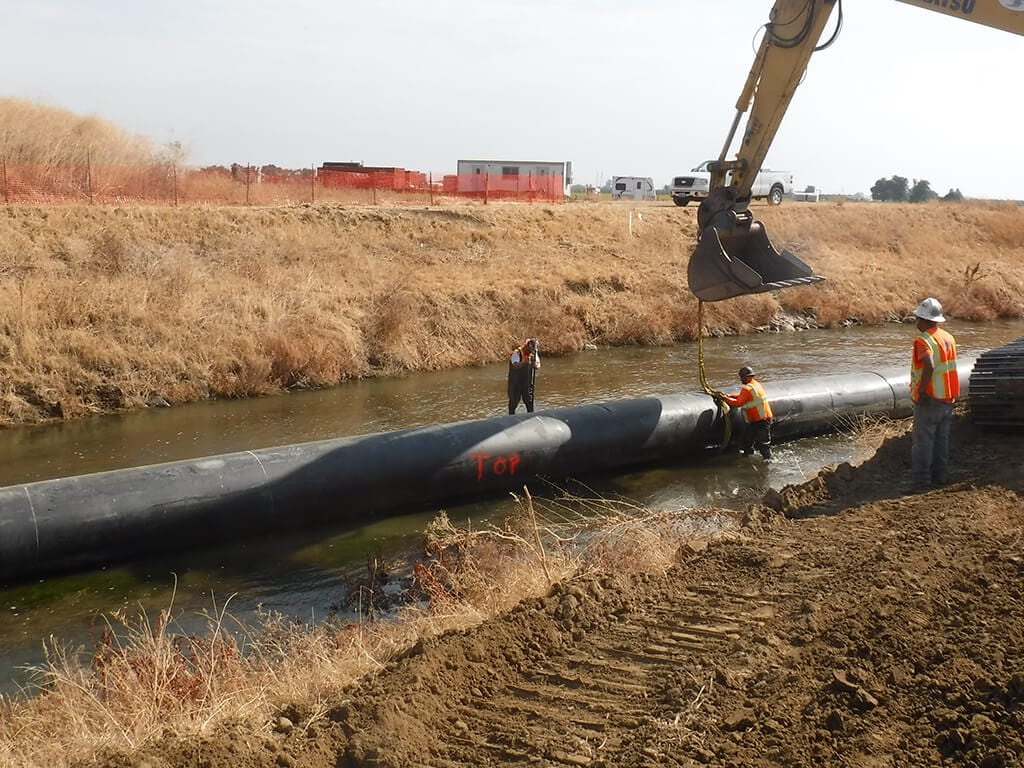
[670,161,794,207]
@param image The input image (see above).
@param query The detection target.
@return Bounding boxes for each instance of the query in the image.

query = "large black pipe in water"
[0,362,976,584]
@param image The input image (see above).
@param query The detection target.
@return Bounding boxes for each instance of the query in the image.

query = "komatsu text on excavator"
[688,0,1024,303]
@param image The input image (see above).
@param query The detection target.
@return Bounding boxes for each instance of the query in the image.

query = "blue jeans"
[911,397,954,487]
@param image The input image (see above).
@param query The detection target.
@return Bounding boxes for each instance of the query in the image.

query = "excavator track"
[968,336,1024,429]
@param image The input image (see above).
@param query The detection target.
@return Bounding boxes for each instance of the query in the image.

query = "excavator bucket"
[688,221,824,302]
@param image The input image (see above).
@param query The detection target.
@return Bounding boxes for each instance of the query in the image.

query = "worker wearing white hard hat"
[908,297,959,492]
[913,297,946,323]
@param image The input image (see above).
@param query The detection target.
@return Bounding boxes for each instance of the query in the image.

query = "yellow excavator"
[689,0,1024,303]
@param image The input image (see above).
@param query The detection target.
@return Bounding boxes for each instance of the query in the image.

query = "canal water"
[0,319,1022,692]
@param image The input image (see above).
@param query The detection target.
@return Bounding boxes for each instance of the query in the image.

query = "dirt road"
[113,414,1024,768]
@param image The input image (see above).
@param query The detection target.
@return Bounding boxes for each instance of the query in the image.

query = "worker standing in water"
[508,338,541,414]
[719,366,773,461]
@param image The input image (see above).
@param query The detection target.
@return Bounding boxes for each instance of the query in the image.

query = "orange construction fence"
[0,161,566,206]
[441,173,564,202]
[1,162,176,203]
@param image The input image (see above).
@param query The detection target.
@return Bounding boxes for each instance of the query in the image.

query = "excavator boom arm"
[689,0,1024,302]
[717,0,838,200]
[720,0,1024,202]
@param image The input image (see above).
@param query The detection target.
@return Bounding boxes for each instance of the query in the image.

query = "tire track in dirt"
[337,552,800,768]
[461,607,749,765]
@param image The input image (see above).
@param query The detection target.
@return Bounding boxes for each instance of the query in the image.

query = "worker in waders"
[508,338,540,414]
[720,366,773,461]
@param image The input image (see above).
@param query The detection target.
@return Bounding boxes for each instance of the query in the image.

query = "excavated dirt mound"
[99,414,1024,768]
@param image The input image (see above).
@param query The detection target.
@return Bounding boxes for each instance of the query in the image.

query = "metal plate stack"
[969,337,1024,430]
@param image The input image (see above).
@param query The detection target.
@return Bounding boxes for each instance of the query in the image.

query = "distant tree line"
[871,175,964,203]
[199,164,314,177]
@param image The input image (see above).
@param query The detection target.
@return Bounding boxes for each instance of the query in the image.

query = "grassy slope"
[0,199,1021,427]
[0,98,158,166]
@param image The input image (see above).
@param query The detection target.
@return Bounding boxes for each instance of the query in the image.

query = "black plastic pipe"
[0,361,975,584]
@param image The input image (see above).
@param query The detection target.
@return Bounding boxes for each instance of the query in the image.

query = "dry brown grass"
[0,492,734,768]
[761,200,1024,326]
[832,412,911,466]
[0,98,162,167]
[0,199,1022,426]
[175,172,443,207]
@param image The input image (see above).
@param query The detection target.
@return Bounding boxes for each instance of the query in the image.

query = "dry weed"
[833,412,909,466]
[0,98,159,167]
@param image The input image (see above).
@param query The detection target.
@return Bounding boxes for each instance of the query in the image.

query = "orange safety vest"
[726,379,773,422]
[911,327,959,403]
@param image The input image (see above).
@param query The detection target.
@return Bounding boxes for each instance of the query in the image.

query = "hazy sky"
[5,0,1022,198]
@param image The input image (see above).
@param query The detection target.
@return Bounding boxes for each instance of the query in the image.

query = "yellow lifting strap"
[696,300,732,450]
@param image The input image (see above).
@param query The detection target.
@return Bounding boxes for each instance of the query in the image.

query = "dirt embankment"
[1,200,1023,426]
[101,414,1024,768]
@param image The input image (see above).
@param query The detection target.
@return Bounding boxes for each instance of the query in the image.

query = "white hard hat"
[913,297,945,323]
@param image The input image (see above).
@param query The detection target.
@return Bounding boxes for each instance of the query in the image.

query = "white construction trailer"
[611,176,657,201]
[455,159,571,198]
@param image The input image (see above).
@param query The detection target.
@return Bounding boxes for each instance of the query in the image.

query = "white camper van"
[610,176,656,201]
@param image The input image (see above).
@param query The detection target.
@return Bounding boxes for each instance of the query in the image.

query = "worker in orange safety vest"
[909,297,959,492]
[720,365,773,461]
